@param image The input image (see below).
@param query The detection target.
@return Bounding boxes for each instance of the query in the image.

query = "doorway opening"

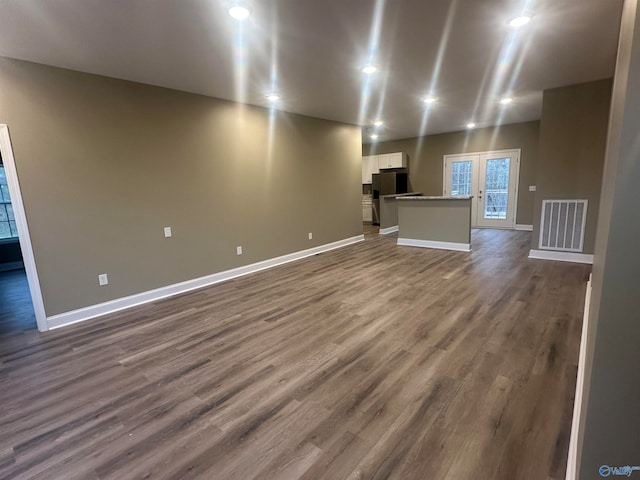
[443,149,520,229]
[0,153,36,332]
[0,125,47,332]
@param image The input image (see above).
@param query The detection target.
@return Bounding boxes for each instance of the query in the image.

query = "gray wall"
[532,79,612,254]
[363,121,539,226]
[579,0,640,477]
[0,58,362,316]
[398,199,471,245]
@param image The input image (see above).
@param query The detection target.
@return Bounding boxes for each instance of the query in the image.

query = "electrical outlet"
[308,232,313,240]
[164,226,172,238]
[98,274,109,286]
[236,246,243,255]
[529,185,537,192]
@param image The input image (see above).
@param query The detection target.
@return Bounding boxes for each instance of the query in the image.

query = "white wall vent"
[539,200,588,252]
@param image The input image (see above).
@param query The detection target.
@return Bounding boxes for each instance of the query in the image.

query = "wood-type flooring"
[0,268,36,334]
[0,229,590,479]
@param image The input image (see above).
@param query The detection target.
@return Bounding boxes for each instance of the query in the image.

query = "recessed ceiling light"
[373,120,384,127]
[508,15,532,28]
[265,93,280,102]
[423,96,438,104]
[228,4,251,21]
[370,133,379,140]
[499,97,513,105]
[362,65,377,74]
[467,122,476,129]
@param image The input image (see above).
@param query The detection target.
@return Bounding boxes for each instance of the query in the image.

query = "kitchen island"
[396,196,472,251]
[378,192,422,234]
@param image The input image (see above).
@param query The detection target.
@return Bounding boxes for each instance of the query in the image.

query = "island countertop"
[380,192,423,199]
[396,195,473,200]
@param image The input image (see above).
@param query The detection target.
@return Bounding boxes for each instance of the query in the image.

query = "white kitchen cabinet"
[378,152,407,169]
[362,202,372,222]
[362,155,379,184]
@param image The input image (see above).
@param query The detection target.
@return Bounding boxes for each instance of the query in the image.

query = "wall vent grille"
[539,199,588,252]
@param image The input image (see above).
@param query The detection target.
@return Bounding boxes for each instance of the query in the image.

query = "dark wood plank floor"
[0,268,36,334]
[0,230,590,479]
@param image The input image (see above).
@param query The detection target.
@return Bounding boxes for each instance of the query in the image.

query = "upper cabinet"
[362,155,379,184]
[378,152,407,169]
[362,152,407,183]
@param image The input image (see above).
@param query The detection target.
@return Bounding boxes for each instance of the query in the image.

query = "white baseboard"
[565,274,592,480]
[0,261,24,272]
[528,249,593,264]
[379,225,399,235]
[47,234,365,330]
[397,238,471,252]
[515,224,534,231]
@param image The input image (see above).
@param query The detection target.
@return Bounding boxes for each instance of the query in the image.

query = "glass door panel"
[445,150,520,229]
[477,152,518,228]
[483,158,510,220]
[451,161,473,196]
[444,154,479,226]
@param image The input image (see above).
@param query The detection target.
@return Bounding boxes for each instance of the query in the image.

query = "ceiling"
[0,0,624,142]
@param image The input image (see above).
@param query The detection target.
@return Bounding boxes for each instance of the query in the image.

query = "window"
[0,165,18,239]
[450,160,472,196]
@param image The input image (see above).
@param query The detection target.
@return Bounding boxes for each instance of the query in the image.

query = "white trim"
[442,148,523,160]
[515,224,533,231]
[0,260,24,272]
[0,125,48,332]
[565,275,592,480]
[528,249,593,264]
[379,225,399,235]
[397,238,471,252]
[47,234,365,330]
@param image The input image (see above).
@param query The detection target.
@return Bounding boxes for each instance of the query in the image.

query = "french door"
[443,149,520,228]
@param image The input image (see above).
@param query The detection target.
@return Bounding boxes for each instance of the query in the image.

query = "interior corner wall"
[532,79,612,254]
[362,121,540,226]
[0,58,362,317]
[578,0,640,477]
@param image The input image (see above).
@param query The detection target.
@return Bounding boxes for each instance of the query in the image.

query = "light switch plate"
[308,232,313,240]
[237,246,243,255]
[164,226,172,238]
[529,185,537,192]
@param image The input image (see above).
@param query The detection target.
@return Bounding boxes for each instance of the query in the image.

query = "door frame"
[442,153,480,225]
[0,124,48,332]
[443,148,521,229]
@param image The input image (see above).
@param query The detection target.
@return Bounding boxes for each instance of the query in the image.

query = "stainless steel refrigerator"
[372,171,408,225]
